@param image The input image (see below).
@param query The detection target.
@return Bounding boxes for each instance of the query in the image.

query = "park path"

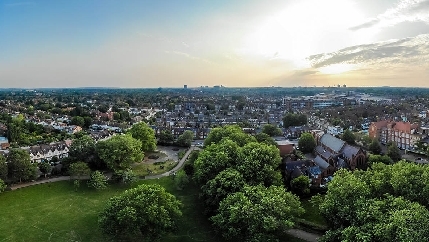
[145,146,198,179]
[10,176,71,190]
[10,146,199,189]
[286,229,321,242]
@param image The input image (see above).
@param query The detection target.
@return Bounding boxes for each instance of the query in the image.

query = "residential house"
[275,140,295,157]
[283,159,323,187]
[327,125,343,136]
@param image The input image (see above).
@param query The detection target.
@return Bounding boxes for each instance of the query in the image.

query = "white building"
[327,126,344,136]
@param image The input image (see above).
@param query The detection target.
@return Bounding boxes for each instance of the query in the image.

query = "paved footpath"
[10,176,71,190]
[10,146,199,189]
[145,146,198,179]
[286,229,321,242]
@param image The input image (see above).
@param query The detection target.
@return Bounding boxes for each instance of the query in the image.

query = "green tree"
[261,124,282,137]
[174,170,189,190]
[298,133,316,153]
[367,154,393,167]
[96,134,143,171]
[254,133,277,146]
[291,175,310,196]
[387,142,402,162]
[176,130,194,147]
[317,165,429,242]
[342,129,355,144]
[112,169,137,185]
[0,179,6,193]
[68,135,104,169]
[98,184,182,241]
[282,113,307,128]
[204,125,256,147]
[368,139,382,154]
[71,116,85,127]
[193,139,240,185]
[127,122,156,152]
[200,168,245,215]
[69,162,90,179]
[39,162,52,178]
[0,155,8,181]
[237,142,282,186]
[158,130,174,145]
[211,185,304,242]
[7,148,37,183]
[88,171,108,190]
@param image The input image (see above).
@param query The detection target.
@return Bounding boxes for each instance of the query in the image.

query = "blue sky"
[1,0,429,88]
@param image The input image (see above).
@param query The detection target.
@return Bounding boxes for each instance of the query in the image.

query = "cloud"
[308,34,429,69]
[350,0,429,31]
[349,18,380,31]
[290,70,319,77]
[165,50,214,65]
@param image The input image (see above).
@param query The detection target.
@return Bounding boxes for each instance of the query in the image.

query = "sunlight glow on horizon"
[241,0,369,65]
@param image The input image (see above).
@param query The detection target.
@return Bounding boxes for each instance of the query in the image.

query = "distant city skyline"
[1,0,429,88]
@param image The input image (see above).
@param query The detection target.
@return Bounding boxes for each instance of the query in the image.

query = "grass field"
[0,177,307,242]
[132,159,178,177]
[300,198,327,226]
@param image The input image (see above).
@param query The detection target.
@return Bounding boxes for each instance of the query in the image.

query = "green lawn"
[132,159,178,177]
[0,177,308,242]
[300,198,327,226]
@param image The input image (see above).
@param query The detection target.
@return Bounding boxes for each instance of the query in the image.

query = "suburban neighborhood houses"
[0,87,428,171]
[0,87,429,242]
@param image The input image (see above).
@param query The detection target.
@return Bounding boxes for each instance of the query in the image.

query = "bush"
[87,171,108,190]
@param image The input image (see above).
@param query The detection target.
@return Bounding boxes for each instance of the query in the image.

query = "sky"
[1,0,429,88]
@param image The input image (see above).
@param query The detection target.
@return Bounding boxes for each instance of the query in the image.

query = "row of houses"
[0,131,115,163]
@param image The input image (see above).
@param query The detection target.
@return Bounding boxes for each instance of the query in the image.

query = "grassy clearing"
[300,198,327,226]
[0,181,126,242]
[132,160,178,177]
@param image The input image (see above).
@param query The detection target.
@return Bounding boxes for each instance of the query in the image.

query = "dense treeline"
[316,161,429,241]
[191,125,303,242]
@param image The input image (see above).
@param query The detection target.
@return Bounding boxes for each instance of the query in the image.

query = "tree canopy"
[387,142,402,162]
[88,171,108,190]
[127,122,156,152]
[200,168,246,215]
[203,125,256,147]
[193,139,240,185]
[282,113,307,128]
[158,130,174,145]
[237,142,282,186]
[0,155,8,181]
[316,162,429,242]
[368,138,382,154]
[254,133,277,146]
[68,135,96,162]
[211,185,304,242]
[176,130,194,147]
[298,133,316,153]
[96,134,143,171]
[98,184,182,241]
[261,124,282,137]
[7,148,37,183]
[69,161,91,179]
[341,129,355,144]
